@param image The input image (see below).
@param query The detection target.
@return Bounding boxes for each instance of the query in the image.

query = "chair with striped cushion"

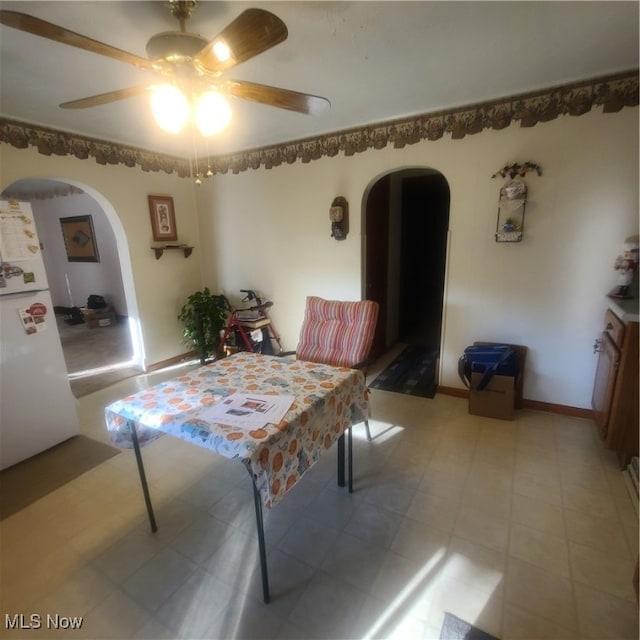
[295,296,379,441]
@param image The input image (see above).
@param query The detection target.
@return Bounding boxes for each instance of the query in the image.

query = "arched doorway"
[0,178,145,395]
[364,168,450,362]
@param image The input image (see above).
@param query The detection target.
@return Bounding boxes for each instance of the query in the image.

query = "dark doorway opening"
[365,169,450,362]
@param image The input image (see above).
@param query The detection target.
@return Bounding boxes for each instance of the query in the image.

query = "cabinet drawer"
[604,309,625,348]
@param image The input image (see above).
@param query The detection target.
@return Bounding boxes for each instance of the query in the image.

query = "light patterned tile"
[502,602,579,640]
[122,547,198,612]
[511,493,565,537]
[574,582,640,640]
[320,531,386,591]
[276,515,341,568]
[344,501,402,549]
[131,618,176,639]
[454,505,509,553]
[363,478,417,515]
[564,508,632,560]
[426,579,503,640]
[391,516,451,565]
[419,467,468,498]
[369,550,432,609]
[508,522,570,578]
[559,459,608,493]
[505,557,577,630]
[462,480,512,520]
[287,571,366,639]
[350,593,429,639]
[80,589,151,639]
[5,381,637,640]
[442,536,506,596]
[569,542,637,602]
[205,593,285,640]
[33,565,116,619]
[154,569,236,638]
[561,483,619,520]
[516,418,556,451]
[406,489,459,533]
[515,451,560,482]
[513,470,563,507]
[168,513,234,564]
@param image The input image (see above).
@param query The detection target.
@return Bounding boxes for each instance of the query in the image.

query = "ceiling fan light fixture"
[150,84,189,134]
[194,90,232,136]
[146,31,209,62]
[212,39,232,63]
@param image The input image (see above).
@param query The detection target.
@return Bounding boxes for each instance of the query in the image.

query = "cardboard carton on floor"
[469,372,515,420]
[82,308,116,329]
[472,342,527,408]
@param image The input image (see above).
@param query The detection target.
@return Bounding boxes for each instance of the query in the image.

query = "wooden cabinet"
[592,332,620,431]
[592,306,639,467]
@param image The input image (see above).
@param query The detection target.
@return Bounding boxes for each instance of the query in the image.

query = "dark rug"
[0,435,120,520]
[370,344,439,398]
[440,612,500,640]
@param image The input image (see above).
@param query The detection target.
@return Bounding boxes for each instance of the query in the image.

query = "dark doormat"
[0,435,120,520]
[440,612,500,640]
[370,344,439,398]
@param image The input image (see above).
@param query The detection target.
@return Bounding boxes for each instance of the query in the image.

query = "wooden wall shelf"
[152,245,193,259]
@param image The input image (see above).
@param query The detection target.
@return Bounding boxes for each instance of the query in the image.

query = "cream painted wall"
[0,147,203,366]
[31,193,127,315]
[196,108,638,409]
[1,107,637,406]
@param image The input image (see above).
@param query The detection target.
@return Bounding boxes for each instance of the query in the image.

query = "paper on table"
[192,393,294,430]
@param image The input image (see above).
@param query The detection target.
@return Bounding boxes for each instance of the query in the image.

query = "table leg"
[348,426,353,493]
[337,433,345,487]
[251,480,271,604]
[128,421,157,533]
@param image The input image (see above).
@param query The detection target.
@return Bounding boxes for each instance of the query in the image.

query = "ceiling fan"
[0,1,331,136]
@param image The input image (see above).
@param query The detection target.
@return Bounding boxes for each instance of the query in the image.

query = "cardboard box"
[472,342,527,409]
[469,372,515,420]
[82,308,116,329]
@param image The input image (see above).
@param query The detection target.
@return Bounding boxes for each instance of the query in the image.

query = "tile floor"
[1,353,638,639]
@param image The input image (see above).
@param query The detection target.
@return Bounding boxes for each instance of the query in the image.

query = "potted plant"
[178,287,229,363]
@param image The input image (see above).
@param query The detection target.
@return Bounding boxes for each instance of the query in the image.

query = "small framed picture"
[148,195,177,242]
[60,215,100,262]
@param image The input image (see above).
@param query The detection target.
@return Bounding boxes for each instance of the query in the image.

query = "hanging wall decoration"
[148,195,177,242]
[60,215,99,262]
[491,162,542,243]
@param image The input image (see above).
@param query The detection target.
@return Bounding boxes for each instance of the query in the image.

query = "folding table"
[104,352,368,603]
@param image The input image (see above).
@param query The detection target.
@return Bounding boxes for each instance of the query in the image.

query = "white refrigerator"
[0,199,79,470]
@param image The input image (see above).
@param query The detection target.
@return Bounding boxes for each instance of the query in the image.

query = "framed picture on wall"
[60,215,100,262]
[148,195,177,242]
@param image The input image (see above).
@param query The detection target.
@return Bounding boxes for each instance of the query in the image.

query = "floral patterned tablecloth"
[105,352,368,508]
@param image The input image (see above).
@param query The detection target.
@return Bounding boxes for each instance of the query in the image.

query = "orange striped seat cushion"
[295,296,379,368]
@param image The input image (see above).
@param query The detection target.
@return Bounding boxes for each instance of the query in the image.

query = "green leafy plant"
[178,288,229,363]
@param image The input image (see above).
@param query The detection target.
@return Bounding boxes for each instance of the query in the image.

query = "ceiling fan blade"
[0,10,155,70]
[194,8,288,74]
[59,87,149,109]
[225,80,330,116]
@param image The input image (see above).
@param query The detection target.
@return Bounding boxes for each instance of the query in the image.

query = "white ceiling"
[0,1,638,159]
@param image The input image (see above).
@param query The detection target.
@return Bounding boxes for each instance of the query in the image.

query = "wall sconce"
[330,197,348,240]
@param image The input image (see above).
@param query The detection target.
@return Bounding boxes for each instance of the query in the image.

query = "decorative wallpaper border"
[0,121,192,177]
[1,70,637,178]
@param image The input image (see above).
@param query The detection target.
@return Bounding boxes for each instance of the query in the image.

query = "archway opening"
[364,168,450,368]
[1,178,144,396]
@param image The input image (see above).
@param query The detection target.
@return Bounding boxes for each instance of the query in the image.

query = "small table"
[104,352,368,603]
